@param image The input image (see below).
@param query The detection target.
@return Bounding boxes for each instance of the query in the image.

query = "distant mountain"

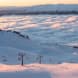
[0,4,78,15]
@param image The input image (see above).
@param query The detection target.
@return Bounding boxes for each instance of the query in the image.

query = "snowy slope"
[0,30,42,52]
[0,30,78,78]
[0,30,78,65]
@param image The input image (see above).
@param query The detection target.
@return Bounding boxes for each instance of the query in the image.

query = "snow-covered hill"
[0,30,41,52]
[0,30,78,65]
[0,30,78,78]
[25,4,78,12]
[0,4,78,15]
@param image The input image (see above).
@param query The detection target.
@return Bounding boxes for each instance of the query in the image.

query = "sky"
[0,0,78,6]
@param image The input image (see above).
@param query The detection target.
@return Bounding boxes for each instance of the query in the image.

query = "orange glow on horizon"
[0,0,78,6]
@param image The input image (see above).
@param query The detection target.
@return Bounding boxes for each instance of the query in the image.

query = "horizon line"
[0,4,78,7]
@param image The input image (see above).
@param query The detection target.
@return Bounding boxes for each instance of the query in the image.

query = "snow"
[0,30,78,78]
[0,30,41,53]
[0,63,78,78]
[0,15,78,78]
[0,4,78,13]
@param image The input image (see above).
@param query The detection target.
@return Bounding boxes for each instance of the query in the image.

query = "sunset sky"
[0,0,78,6]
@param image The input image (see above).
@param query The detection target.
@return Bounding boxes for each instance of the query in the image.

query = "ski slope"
[0,30,78,78]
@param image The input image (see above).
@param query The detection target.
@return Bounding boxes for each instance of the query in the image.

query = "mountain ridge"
[0,4,78,15]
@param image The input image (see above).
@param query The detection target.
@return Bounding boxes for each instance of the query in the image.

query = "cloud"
[51,22,62,29]
[65,16,77,23]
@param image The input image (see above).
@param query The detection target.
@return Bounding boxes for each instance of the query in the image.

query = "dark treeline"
[0,11,78,15]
